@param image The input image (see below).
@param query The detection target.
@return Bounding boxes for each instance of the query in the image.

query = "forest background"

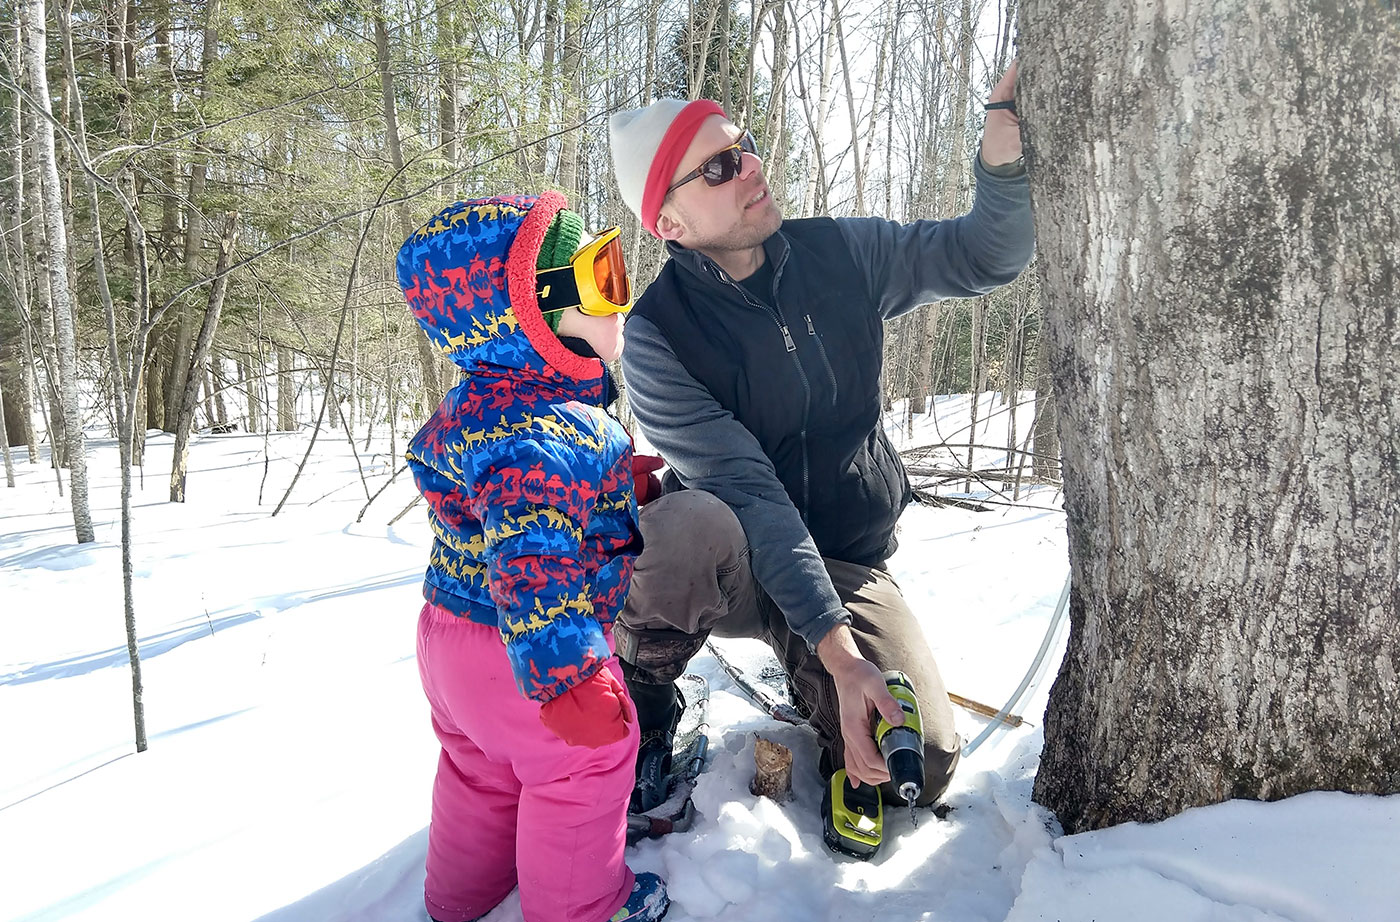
[0,0,1046,529]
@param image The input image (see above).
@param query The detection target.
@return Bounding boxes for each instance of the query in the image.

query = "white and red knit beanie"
[609,98,726,237]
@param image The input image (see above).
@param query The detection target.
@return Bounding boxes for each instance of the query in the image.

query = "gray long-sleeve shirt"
[622,156,1035,650]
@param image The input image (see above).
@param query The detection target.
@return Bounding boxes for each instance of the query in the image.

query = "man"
[607,63,1033,826]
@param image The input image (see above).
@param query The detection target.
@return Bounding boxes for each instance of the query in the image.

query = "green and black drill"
[822,671,926,859]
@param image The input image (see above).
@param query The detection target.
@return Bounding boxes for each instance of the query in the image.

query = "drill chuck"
[876,672,925,806]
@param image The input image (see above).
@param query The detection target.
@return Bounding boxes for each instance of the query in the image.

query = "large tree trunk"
[170,212,238,502]
[24,0,93,542]
[1023,0,1400,834]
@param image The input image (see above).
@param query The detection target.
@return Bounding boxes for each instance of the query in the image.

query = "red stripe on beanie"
[640,99,726,237]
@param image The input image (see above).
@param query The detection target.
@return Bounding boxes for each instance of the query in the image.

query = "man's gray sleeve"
[621,315,851,650]
[838,155,1035,320]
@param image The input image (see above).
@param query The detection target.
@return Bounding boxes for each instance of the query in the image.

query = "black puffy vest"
[634,218,911,566]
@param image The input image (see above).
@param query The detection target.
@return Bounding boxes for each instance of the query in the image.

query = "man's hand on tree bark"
[981,60,1023,168]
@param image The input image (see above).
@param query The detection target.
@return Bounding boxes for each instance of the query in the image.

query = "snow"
[2,402,1396,922]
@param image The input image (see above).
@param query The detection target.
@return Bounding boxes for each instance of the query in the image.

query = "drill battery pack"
[821,769,883,860]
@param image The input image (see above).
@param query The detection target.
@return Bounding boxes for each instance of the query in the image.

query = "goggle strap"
[535,265,583,314]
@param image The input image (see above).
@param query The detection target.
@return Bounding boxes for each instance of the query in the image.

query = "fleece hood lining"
[507,191,603,382]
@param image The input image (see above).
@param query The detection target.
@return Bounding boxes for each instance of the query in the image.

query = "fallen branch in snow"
[948,692,1026,728]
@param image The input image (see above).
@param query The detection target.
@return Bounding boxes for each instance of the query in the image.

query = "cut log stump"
[750,737,793,801]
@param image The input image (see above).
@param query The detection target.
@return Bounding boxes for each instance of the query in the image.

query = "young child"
[398,192,668,922]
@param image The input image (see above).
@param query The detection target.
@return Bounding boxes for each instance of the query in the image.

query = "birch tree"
[23,0,92,543]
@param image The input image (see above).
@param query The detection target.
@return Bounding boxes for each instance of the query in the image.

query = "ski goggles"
[666,131,759,195]
[536,226,633,318]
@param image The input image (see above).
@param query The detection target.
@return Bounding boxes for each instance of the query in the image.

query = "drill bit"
[909,796,918,828]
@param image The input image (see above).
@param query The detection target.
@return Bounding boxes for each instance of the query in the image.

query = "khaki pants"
[617,491,960,805]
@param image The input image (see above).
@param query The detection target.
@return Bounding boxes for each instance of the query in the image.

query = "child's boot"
[609,871,669,922]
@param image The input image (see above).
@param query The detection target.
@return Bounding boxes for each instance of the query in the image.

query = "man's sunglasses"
[666,131,759,195]
[536,226,633,318]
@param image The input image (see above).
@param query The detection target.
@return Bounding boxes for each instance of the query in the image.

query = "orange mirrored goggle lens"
[590,234,631,309]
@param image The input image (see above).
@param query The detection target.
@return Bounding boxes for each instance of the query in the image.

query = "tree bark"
[170,212,238,502]
[24,0,93,542]
[372,7,444,407]
[1024,0,1400,833]
[24,114,64,465]
[277,344,296,431]
[0,372,14,486]
[832,0,863,215]
[763,1,790,210]
[3,16,38,463]
[436,2,458,199]
[1030,318,1059,481]
[239,347,261,432]
[144,347,165,431]
[182,0,221,268]
[796,0,838,217]
[556,0,584,196]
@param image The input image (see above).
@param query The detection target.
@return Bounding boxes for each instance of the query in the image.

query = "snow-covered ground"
[2,399,1396,922]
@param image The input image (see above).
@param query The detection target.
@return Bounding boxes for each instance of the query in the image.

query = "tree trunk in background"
[436,2,458,200]
[941,0,974,218]
[170,213,238,502]
[163,317,196,431]
[905,304,940,436]
[208,359,228,428]
[373,7,444,408]
[24,128,64,465]
[718,0,731,112]
[1024,0,1400,834]
[962,298,985,491]
[144,348,165,432]
[643,0,659,102]
[556,0,584,196]
[239,349,261,432]
[798,0,838,217]
[0,376,13,485]
[277,345,296,431]
[183,0,221,268]
[153,0,178,254]
[348,310,359,431]
[1030,321,1059,481]
[538,0,559,176]
[763,1,789,210]
[833,0,862,215]
[24,0,93,541]
[3,18,38,463]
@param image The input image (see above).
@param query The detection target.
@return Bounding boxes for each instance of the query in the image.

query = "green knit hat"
[535,209,585,332]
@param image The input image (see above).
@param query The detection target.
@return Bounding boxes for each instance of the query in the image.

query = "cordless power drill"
[875,671,926,827]
[822,671,926,859]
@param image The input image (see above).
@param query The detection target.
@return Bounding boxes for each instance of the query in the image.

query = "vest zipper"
[804,314,839,405]
[711,262,813,521]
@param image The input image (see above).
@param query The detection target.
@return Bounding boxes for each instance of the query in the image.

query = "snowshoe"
[626,673,709,844]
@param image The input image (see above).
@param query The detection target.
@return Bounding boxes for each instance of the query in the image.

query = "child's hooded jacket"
[398,193,639,705]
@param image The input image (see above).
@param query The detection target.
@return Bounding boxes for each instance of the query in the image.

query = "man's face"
[658,115,782,252]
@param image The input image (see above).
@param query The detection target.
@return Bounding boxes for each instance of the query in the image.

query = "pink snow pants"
[416,602,638,922]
